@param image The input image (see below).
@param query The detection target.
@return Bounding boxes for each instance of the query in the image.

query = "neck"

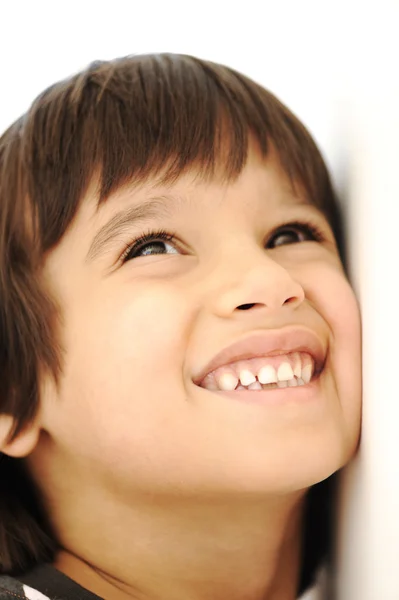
[53,491,307,600]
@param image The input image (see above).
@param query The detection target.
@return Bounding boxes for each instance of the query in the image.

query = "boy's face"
[35,145,361,497]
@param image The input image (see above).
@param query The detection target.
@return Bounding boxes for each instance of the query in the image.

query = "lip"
[192,326,326,387]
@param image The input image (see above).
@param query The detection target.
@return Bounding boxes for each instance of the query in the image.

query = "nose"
[209,250,305,318]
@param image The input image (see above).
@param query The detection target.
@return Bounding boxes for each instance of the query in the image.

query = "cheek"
[311,267,362,449]
[304,259,361,351]
[332,282,362,433]
[56,282,191,442]
[76,279,189,365]
[109,283,191,372]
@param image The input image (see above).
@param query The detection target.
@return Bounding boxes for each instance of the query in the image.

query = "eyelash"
[119,220,326,264]
[120,229,178,263]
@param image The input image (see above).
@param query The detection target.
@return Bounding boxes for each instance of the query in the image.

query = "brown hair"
[0,53,345,592]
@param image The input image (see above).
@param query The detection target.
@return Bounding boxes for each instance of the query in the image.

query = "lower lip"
[200,376,322,407]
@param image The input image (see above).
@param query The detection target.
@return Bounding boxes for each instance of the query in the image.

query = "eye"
[120,229,180,263]
[267,220,325,248]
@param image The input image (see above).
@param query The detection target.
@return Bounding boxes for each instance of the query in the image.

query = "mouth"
[195,351,321,392]
[192,328,326,393]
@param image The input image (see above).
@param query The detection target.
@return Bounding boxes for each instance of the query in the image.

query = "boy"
[0,54,362,599]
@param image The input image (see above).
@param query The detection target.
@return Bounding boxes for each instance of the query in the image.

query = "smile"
[199,351,315,392]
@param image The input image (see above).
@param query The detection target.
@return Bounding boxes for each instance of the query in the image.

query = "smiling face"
[33,144,361,500]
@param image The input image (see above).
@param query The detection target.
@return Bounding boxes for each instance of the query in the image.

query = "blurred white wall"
[1,1,398,597]
[335,61,399,600]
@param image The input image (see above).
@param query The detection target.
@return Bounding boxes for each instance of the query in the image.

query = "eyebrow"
[85,190,321,264]
[85,197,176,264]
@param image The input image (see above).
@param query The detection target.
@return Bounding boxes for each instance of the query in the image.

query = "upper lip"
[192,326,326,386]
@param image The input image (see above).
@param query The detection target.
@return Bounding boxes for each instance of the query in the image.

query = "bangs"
[7,53,341,254]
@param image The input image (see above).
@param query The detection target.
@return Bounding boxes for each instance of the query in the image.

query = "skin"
[1,144,362,600]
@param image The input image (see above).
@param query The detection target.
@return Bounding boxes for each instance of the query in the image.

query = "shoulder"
[0,574,24,598]
[0,575,50,600]
[298,565,329,600]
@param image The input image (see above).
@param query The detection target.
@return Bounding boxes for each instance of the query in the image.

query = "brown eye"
[120,230,180,263]
[267,222,324,248]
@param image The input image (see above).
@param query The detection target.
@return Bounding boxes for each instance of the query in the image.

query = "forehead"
[89,144,313,218]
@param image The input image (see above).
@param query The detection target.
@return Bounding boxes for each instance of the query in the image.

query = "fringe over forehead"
[3,53,342,256]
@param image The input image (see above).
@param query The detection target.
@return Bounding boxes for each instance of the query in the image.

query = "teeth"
[277,362,294,382]
[293,353,301,378]
[301,364,313,384]
[218,373,306,392]
[203,378,219,390]
[239,369,257,386]
[248,380,262,390]
[217,373,238,391]
[204,353,316,392]
[258,365,277,384]
[277,380,288,388]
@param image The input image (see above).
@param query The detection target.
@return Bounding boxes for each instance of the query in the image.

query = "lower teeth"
[236,377,305,391]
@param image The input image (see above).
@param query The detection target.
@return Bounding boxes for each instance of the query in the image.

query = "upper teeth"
[239,369,257,386]
[258,364,278,384]
[201,352,315,392]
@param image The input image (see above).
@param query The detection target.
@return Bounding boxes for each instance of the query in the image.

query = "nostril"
[284,296,300,305]
[237,303,258,310]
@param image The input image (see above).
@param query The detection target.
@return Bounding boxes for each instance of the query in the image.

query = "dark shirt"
[0,563,102,600]
[0,563,324,599]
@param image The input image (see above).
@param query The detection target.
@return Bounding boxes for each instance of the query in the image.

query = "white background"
[1,1,398,597]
